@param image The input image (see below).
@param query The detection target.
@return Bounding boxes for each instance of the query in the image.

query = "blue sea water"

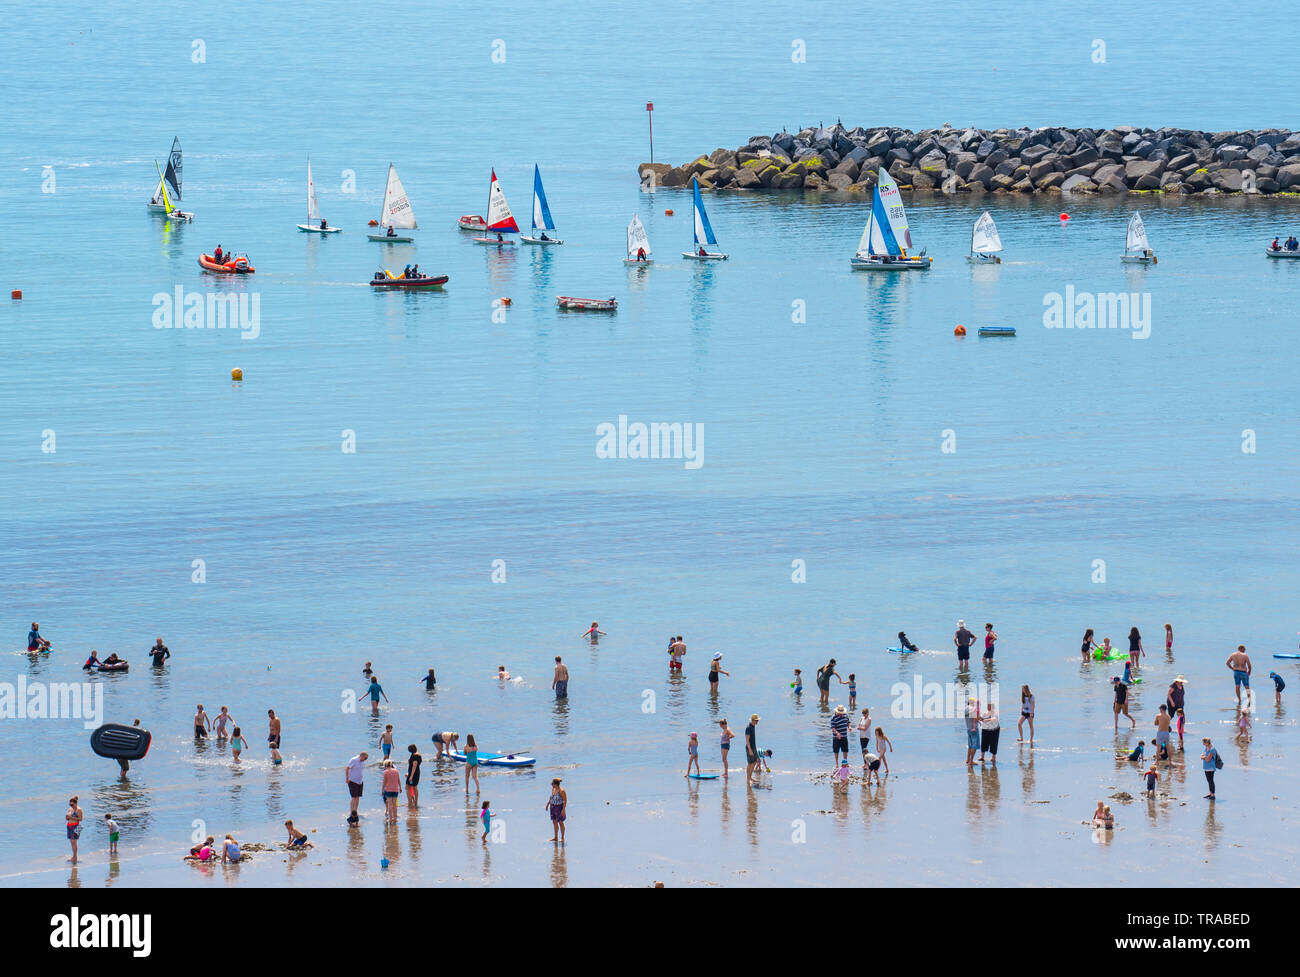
[1,3,1299,886]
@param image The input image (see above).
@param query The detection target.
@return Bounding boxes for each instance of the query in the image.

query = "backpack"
[1213,749,1224,770]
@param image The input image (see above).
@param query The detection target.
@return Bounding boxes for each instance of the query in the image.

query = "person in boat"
[698,245,708,257]
[411,264,420,278]
[496,232,505,243]
[539,232,551,242]
[386,226,396,237]
[320,218,329,230]
[213,246,224,264]
[636,247,647,262]
[402,264,411,279]
[374,270,385,283]
[1288,236,1299,252]
[1272,237,1280,252]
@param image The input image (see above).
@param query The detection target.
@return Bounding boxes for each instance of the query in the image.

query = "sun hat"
[835,705,846,714]
[750,714,760,722]
[712,652,722,660]
[1174,675,1187,683]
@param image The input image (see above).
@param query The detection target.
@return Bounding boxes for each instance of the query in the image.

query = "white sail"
[307,159,321,221]
[971,211,1002,254]
[1125,212,1149,253]
[627,214,651,258]
[379,164,417,230]
[486,169,518,233]
[856,205,889,257]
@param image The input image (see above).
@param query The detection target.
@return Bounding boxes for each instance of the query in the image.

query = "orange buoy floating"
[11,289,22,300]
[231,368,243,382]
[368,219,379,227]
[1059,213,1069,222]
[500,297,512,306]
[665,209,674,216]
[954,324,967,336]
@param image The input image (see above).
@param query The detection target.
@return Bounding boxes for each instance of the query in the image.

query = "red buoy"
[1059,213,1069,222]
[954,324,967,336]
[10,289,21,300]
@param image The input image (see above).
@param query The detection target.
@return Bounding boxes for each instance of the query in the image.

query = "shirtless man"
[432,731,459,758]
[669,636,686,672]
[1226,645,1252,707]
[1153,705,1173,761]
[267,709,282,749]
[194,704,211,739]
[552,656,569,699]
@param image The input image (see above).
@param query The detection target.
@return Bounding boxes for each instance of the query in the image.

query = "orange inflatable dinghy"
[198,253,255,274]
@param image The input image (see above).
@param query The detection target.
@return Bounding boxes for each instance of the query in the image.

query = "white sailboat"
[473,169,519,245]
[148,138,184,216]
[1120,212,1156,264]
[155,161,192,222]
[520,165,563,245]
[682,177,727,260]
[966,210,1002,264]
[367,164,417,242]
[298,159,341,233]
[624,214,653,266]
[851,169,930,270]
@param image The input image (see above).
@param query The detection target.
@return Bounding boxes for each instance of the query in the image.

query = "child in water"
[1236,710,1252,742]
[791,669,803,695]
[1143,763,1160,796]
[1125,740,1145,762]
[833,758,851,790]
[380,725,394,760]
[864,751,882,785]
[480,800,492,842]
[1270,671,1286,705]
[845,673,857,707]
[230,727,246,762]
[270,743,283,765]
[874,726,893,775]
[1091,801,1106,825]
[686,732,700,777]
[105,813,119,856]
[1176,708,1186,748]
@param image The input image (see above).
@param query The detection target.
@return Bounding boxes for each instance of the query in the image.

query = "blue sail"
[531,165,555,232]
[692,177,718,246]
[870,186,902,256]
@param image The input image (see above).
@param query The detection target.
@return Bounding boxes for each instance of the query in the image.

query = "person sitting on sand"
[186,836,217,862]
[221,834,242,864]
[285,820,312,848]
[1125,740,1145,762]
[1090,801,1106,826]
[1101,805,1115,829]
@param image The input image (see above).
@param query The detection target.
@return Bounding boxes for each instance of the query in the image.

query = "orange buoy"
[231,368,243,382]
[1059,213,1069,222]
[665,209,674,216]
[954,325,967,336]
[11,289,22,300]
[368,219,378,227]
[500,297,512,306]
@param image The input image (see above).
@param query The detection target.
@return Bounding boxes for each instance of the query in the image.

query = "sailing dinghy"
[155,161,193,222]
[966,211,1002,264]
[521,165,563,245]
[624,214,653,265]
[682,177,727,260]
[473,170,519,245]
[1120,213,1156,264]
[851,169,930,270]
[148,138,184,215]
[367,164,417,242]
[298,159,341,233]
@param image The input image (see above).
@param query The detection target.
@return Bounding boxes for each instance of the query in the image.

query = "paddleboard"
[688,773,719,780]
[447,749,536,768]
[887,646,917,654]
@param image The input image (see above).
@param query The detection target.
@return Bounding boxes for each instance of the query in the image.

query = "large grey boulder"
[967,163,994,188]
[1125,158,1166,182]
[1275,163,1300,189]
[1061,174,1095,192]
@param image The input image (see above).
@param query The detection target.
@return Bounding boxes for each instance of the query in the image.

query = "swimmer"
[366,675,388,714]
[362,661,373,677]
[718,719,735,776]
[380,724,394,759]
[843,672,857,707]
[581,622,606,640]
[1236,710,1252,741]
[420,667,437,691]
[230,726,246,762]
[194,704,211,739]
[66,797,83,863]
[497,665,510,680]
[874,726,893,775]
[686,731,700,776]
[382,759,402,824]
[1090,801,1106,826]
[1226,645,1252,707]
[213,706,234,740]
[1112,677,1136,729]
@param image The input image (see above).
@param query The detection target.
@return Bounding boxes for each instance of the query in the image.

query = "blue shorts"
[1156,729,1170,745]
[1233,669,1250,688]
[966,728,980,749]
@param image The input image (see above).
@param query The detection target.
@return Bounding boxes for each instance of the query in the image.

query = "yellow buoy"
[231,368,243,381]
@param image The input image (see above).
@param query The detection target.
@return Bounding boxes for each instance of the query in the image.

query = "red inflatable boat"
[198,253,255,274]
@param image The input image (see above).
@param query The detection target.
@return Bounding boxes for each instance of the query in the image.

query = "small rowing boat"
[198,253,254,273]
[682,177,727,259]
[1265,247,1300,259]
[556,295,617,312]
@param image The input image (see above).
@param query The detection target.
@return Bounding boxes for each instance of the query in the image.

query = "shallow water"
[2,3,1299,886]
